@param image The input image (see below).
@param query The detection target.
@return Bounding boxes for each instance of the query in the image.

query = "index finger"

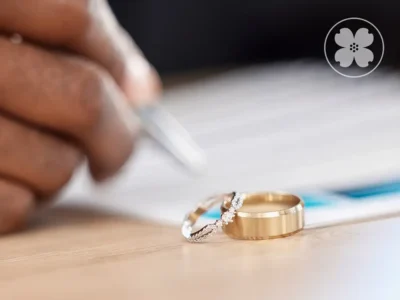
[0,0,161,104]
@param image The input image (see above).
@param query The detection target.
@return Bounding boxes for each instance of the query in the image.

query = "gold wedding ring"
[221,192,304,240]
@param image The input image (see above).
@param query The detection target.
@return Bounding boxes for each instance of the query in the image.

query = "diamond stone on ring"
[181,192,245,243]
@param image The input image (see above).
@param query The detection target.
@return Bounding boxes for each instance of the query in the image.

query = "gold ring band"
[220,192,305,240]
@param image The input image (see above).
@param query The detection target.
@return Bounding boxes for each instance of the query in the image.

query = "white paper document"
[59,62,400,228]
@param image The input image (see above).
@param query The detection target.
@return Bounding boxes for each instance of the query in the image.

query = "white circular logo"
[324,17,384,78]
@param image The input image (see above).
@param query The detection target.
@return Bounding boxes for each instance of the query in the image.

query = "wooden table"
[0,205,399,300]
[2,68,400,299]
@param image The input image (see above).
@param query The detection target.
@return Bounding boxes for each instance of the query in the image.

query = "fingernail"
[122,56,162,106]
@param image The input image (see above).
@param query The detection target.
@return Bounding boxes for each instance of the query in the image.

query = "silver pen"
[135,105,207,174]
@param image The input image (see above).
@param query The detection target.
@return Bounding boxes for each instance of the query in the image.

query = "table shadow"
[25,200,139,233]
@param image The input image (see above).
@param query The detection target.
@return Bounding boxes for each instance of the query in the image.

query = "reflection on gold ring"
[221,192,304,240]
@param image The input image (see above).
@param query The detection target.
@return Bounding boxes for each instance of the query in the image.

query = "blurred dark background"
[109,1,400,75]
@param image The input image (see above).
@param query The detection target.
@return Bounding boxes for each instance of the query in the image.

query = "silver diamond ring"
[181,192,245,243]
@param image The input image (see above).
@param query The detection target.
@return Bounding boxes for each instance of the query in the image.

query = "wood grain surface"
[0,205,399,300]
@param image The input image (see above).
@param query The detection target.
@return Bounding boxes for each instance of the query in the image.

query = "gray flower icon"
[334,28,374,68]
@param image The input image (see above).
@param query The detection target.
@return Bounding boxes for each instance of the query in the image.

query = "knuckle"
[0,181,33,234]
[73,65,107,131]
[46,160,80,194]
[37,141,82,195]
[61,0,110,43]
[52,1,93,43]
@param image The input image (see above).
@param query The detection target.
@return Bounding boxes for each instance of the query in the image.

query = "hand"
[0,0,161,233]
